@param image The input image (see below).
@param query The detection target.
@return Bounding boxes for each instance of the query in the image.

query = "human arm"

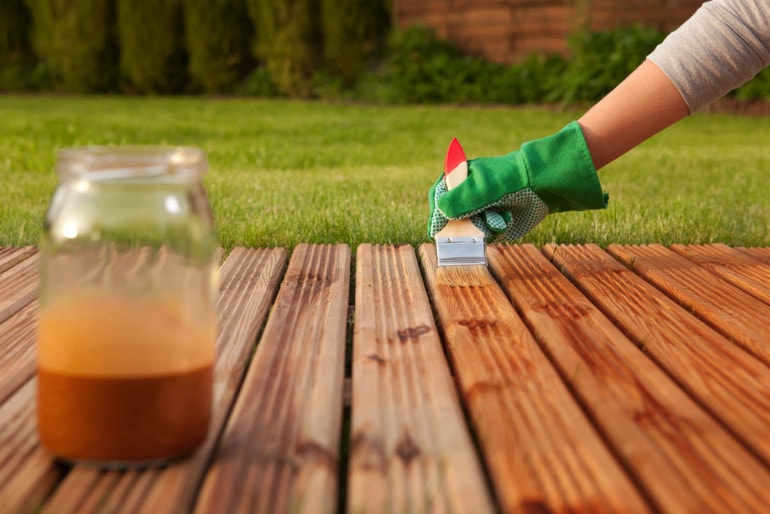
[428,0,770,242]
[581,0,770,170]
[577,59,689,170]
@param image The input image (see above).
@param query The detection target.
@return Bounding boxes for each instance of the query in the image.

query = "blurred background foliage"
[2,0,770,104]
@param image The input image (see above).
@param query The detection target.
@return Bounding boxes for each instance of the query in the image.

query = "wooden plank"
[0,381,65,513]
[348,244,494,513]
[489,244,770,513]
[0,246,36,273]
[0,302,37,404]
[0,250,38,325]
[736,246,770,264]
[607,244,770,366]
[670,243,770,305]
[418,243,649,514]
[545,243,770,465]
[195,244,350,514]
[31,247,288,514]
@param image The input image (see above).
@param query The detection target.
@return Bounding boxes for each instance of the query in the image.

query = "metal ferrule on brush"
[436,234,487,266]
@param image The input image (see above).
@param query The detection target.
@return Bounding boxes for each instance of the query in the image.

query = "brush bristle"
[435,264,490,287]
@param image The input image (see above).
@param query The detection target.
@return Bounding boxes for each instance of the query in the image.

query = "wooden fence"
[393,0,704,63]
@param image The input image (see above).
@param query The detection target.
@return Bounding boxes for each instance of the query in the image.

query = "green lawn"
[2,95,769,251]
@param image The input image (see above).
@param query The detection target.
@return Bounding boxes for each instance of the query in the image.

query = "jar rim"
[56,146,208,181]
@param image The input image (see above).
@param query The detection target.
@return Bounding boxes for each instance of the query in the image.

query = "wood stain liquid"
[37,366,212,463]
[37,290,216,467]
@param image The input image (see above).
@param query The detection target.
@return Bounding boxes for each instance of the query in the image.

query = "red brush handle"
[444,138,468,190]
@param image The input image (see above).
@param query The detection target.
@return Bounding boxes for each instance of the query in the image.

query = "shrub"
[237,66,280,97]
[184,0,254,94]
[320,0,389,85]
[364,26,496,104]
[24,0,117,92]
[248,0,322,97]
[358,26,572,106]
[116,0,188,93]
[0,0,35,90]
[554,24,665,104]
[490,54,568,105]
[733,67,770,101]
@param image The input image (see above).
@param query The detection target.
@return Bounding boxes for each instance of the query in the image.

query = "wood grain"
[0,381,65,513]
[0,246,37,274]
[670,243,770,305]
[490,244,770,513]
[608,244,770,366]
[736,246,770,263]
[0,302,37,404]
[349,244,493,514]
[545,243,770,465]
[2,243,770,513]
[0,250,38,326]
[36,247,288,514]
[195,244,350,514]
[419,243,648,514]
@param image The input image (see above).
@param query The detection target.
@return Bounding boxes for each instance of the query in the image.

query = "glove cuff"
[522,120,608,213]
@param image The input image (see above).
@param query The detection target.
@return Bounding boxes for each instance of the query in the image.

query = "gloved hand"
[427,121,608,243]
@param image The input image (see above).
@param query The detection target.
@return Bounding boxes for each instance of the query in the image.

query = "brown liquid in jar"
[37,365,212,463]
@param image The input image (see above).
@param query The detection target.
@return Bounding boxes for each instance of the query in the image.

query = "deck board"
[0,247,288,514]
[670,243,770,305]
[0,249,38,326]
[419,243,648,514]
[349,244,494,514]
[195,244,349,514]
[0,302,37,404]
[608,244,770,366]
[0,246,37,274]
[544,244,770,466]
[490,244,770,513]
[0,243,768,514]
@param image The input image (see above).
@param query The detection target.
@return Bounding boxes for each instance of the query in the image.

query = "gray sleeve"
[647,0,770,113]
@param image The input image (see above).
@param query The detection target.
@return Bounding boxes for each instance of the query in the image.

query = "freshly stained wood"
[195,244,350,514]
[670,243,770,305]
[1,243,770,513]
[0,250,38,325]
[545,243,770,465]
[32,247,288,514]
[737,246,770,263]
[490,244,770,513]
[419,243,648,514]
[349,244,493,514]
[608,244,770,366]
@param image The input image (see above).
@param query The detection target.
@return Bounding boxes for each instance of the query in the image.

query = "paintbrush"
[434,138,487,285]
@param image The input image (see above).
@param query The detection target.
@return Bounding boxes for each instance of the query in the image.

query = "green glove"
[427,121,608,243]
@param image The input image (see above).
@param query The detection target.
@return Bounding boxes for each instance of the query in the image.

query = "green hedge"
[320,0,389,85]
[184,0,254,93]
[248,0,322,97]
[25,0,117,92]
[117,0,188,93]
[0,0,37,90]
[6,5,770,105]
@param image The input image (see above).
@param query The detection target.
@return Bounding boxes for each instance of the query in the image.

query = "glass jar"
[37,146,219,468]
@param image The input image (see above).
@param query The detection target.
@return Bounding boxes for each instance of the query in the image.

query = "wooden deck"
[1,243,769,513]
